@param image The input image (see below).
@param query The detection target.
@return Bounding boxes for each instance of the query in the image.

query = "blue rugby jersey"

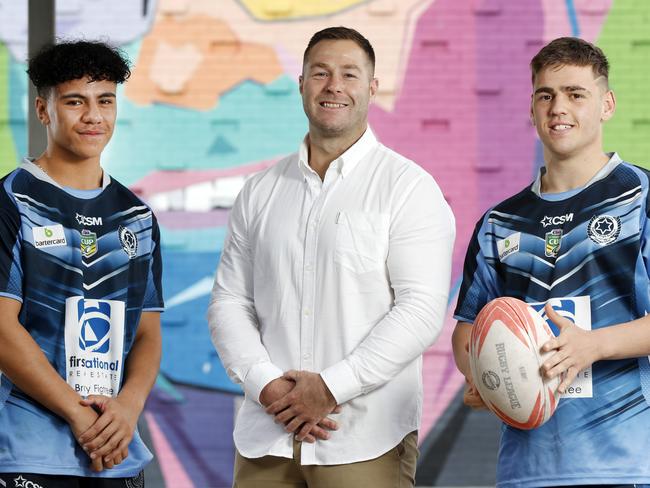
[0,160,164,477]
[455,153,650,487]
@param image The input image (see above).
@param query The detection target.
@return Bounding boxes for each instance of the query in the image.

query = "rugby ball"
[469,297,560,429]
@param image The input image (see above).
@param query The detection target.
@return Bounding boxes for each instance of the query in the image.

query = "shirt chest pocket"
[334,211,390,274]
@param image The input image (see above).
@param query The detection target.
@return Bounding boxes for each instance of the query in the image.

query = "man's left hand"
[266,370,338,442]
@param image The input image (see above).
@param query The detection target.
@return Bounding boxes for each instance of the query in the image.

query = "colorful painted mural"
[2,0,650,486]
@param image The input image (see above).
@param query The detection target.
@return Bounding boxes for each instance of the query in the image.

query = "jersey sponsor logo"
[76,212,103,226]
[587,214,621,245]
[80,229,98,258]
[11,476,43,488]
[78,300,111,354]
[545,229,562,258]
[540,213,573,228]
[530,296,592,398]
[497,232,520,261]
[119,225,138,259]
[65,297,125,398]
[32,224,67,248]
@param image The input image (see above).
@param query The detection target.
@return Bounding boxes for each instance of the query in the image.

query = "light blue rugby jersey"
[455,154,650,487]
[0,160,164,477]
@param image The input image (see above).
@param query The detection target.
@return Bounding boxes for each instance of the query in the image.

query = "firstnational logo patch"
[32,224,67,248]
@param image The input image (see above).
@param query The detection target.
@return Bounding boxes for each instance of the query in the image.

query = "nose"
[82,101,102,124]
[325,73,344,93]
[549,94,568,116]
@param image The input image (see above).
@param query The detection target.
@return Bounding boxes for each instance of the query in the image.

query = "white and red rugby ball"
[469,297,560,429]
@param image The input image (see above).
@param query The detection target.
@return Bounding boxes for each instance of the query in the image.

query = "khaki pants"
[233,431,418,488]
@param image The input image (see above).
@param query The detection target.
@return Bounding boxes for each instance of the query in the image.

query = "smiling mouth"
[320,102,348,108]
[550,124,573,132]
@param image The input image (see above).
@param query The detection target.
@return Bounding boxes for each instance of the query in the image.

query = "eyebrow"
[60,92,116,100]
[309,62,361,71]
[534,85,588,95]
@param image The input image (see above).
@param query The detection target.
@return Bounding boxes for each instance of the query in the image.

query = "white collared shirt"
[208,128,455,465]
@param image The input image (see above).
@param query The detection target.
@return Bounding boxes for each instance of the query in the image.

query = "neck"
[307,125,366,180]
[540,148,610,194]
[35,147,103,190]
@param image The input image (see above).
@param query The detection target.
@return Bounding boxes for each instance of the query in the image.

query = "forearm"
[595,314,650,361]
[452,321,472,377]
[118,312,161,412]
[0,299,86,423]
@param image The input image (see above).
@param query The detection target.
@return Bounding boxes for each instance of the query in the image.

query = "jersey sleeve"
[142,214,164,311]
[453,211,502,323]
[0,181,23,303]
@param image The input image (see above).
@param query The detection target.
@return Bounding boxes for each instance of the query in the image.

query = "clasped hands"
[260,370,340,443]
[68,394,140,472]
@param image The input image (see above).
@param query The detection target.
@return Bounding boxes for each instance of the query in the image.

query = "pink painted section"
[575,0,612,41]
[145,412,195,488]
[541,0,572,41]
[130,158,279,197]
[156,209,230,229]
[370,0,479,281]
[420,302,466,439]
[541,0,611,42]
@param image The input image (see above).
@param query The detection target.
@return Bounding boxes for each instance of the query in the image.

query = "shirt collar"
[20,157,111,190]
[297,127,378,180]
[531,152,623,197]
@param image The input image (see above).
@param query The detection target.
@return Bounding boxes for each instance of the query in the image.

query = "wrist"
[117,388,146,414]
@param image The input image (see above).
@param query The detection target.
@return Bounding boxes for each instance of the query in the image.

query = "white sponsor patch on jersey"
[65,297,125,398]
[32,224,67,248]
[530,295,593,398]
[497,232,521,262]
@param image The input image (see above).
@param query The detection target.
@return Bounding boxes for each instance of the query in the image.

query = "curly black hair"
[27,40,131,96]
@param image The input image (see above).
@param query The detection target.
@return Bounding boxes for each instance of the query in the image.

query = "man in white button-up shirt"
[208,26,455,487]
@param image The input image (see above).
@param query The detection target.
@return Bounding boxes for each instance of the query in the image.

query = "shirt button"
[303,353,311,360]
[305,264,313,271]
[304,309,311,316]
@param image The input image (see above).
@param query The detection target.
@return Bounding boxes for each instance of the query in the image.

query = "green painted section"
[0,43,18,177]
[599,0,650,168]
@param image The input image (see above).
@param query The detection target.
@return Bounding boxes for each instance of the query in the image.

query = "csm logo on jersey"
[76,212,102,226]
[540,213,573,227]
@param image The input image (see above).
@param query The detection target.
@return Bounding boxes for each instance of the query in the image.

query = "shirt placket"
[300,168,338,372]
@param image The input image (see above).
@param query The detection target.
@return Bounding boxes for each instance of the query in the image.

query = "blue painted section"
[104,73,307,185]
[160,249,241,394]
[565,0,580,37]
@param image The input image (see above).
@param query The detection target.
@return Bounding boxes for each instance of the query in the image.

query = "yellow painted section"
[240,0,367,20]
[0,43,18,177]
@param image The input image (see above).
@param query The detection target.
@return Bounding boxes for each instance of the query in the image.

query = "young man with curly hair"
[0,41,163,487]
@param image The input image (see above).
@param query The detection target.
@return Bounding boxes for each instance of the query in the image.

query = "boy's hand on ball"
[541,303,602,393]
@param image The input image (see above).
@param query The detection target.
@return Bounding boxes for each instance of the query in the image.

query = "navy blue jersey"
[0,161,163,477]
[455,154,650,487]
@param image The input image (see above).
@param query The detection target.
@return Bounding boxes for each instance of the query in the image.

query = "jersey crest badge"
[587,214,620,245]
[118,225,138,259]
[80,229,98,258]
[544,229,562,258]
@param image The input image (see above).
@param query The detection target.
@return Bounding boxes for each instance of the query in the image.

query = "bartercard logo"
[76,213,102,226]
[32,224,67,249]
[497,232,521,261]
[540,213,573,227]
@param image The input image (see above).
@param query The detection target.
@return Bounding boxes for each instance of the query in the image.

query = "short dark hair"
[27,40,131,96]
[530,37,609,87]
[303,27,375,73]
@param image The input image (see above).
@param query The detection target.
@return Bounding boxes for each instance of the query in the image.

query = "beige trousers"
[233,431,418,488]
